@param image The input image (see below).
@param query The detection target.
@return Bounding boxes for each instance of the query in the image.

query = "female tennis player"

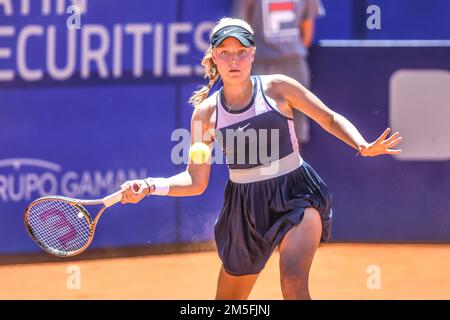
[120,18,402,300]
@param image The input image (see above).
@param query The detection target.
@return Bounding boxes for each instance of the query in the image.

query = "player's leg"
[278,207,322,300]
[215,265,259,300]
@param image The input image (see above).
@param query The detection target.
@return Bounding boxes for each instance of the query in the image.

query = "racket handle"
[103,190,123,207]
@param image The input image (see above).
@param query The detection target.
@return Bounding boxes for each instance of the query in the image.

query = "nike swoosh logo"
[238,123,251,131]
[223,29,233,35]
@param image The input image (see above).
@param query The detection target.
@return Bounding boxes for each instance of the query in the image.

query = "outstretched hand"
[358,128,403,157]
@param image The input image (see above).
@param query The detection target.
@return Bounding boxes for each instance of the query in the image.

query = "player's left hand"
[358,128,403,157]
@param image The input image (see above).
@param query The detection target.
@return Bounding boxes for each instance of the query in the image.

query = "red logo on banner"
[262,0,298,39]
[268,2,295,12]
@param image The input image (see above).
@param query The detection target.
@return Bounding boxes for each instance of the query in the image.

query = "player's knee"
[281,261,309,280]
[280,273,310,300]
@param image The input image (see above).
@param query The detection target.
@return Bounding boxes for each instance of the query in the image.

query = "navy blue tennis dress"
[213,75,333,276]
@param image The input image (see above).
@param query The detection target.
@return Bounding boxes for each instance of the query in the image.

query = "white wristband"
[146,177,169,196]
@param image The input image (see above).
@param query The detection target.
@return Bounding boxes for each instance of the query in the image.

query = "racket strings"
[27,200,92,255]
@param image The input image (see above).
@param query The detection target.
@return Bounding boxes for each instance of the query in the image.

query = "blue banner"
[0,0,231,254]
[1,0,449,255]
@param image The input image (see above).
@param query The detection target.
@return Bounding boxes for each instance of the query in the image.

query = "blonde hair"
[188,18,255,107]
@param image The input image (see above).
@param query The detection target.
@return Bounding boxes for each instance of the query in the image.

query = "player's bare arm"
[267,74,402,157]
[120,98,215,203]
[166,99,216,197]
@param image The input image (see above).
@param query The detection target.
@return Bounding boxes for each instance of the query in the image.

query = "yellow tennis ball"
[189,142,211,164]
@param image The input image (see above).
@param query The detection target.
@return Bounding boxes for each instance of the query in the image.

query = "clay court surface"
[1,243,449,300]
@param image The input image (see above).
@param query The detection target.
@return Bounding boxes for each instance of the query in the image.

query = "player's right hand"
[120,179,150,204]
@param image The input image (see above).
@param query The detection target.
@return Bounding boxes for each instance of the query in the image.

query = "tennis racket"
[24,184,140,257]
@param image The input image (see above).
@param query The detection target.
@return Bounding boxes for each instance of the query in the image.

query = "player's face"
[212,37,255,83]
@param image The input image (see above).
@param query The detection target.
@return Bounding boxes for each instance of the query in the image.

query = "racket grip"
[103,190,123,207]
